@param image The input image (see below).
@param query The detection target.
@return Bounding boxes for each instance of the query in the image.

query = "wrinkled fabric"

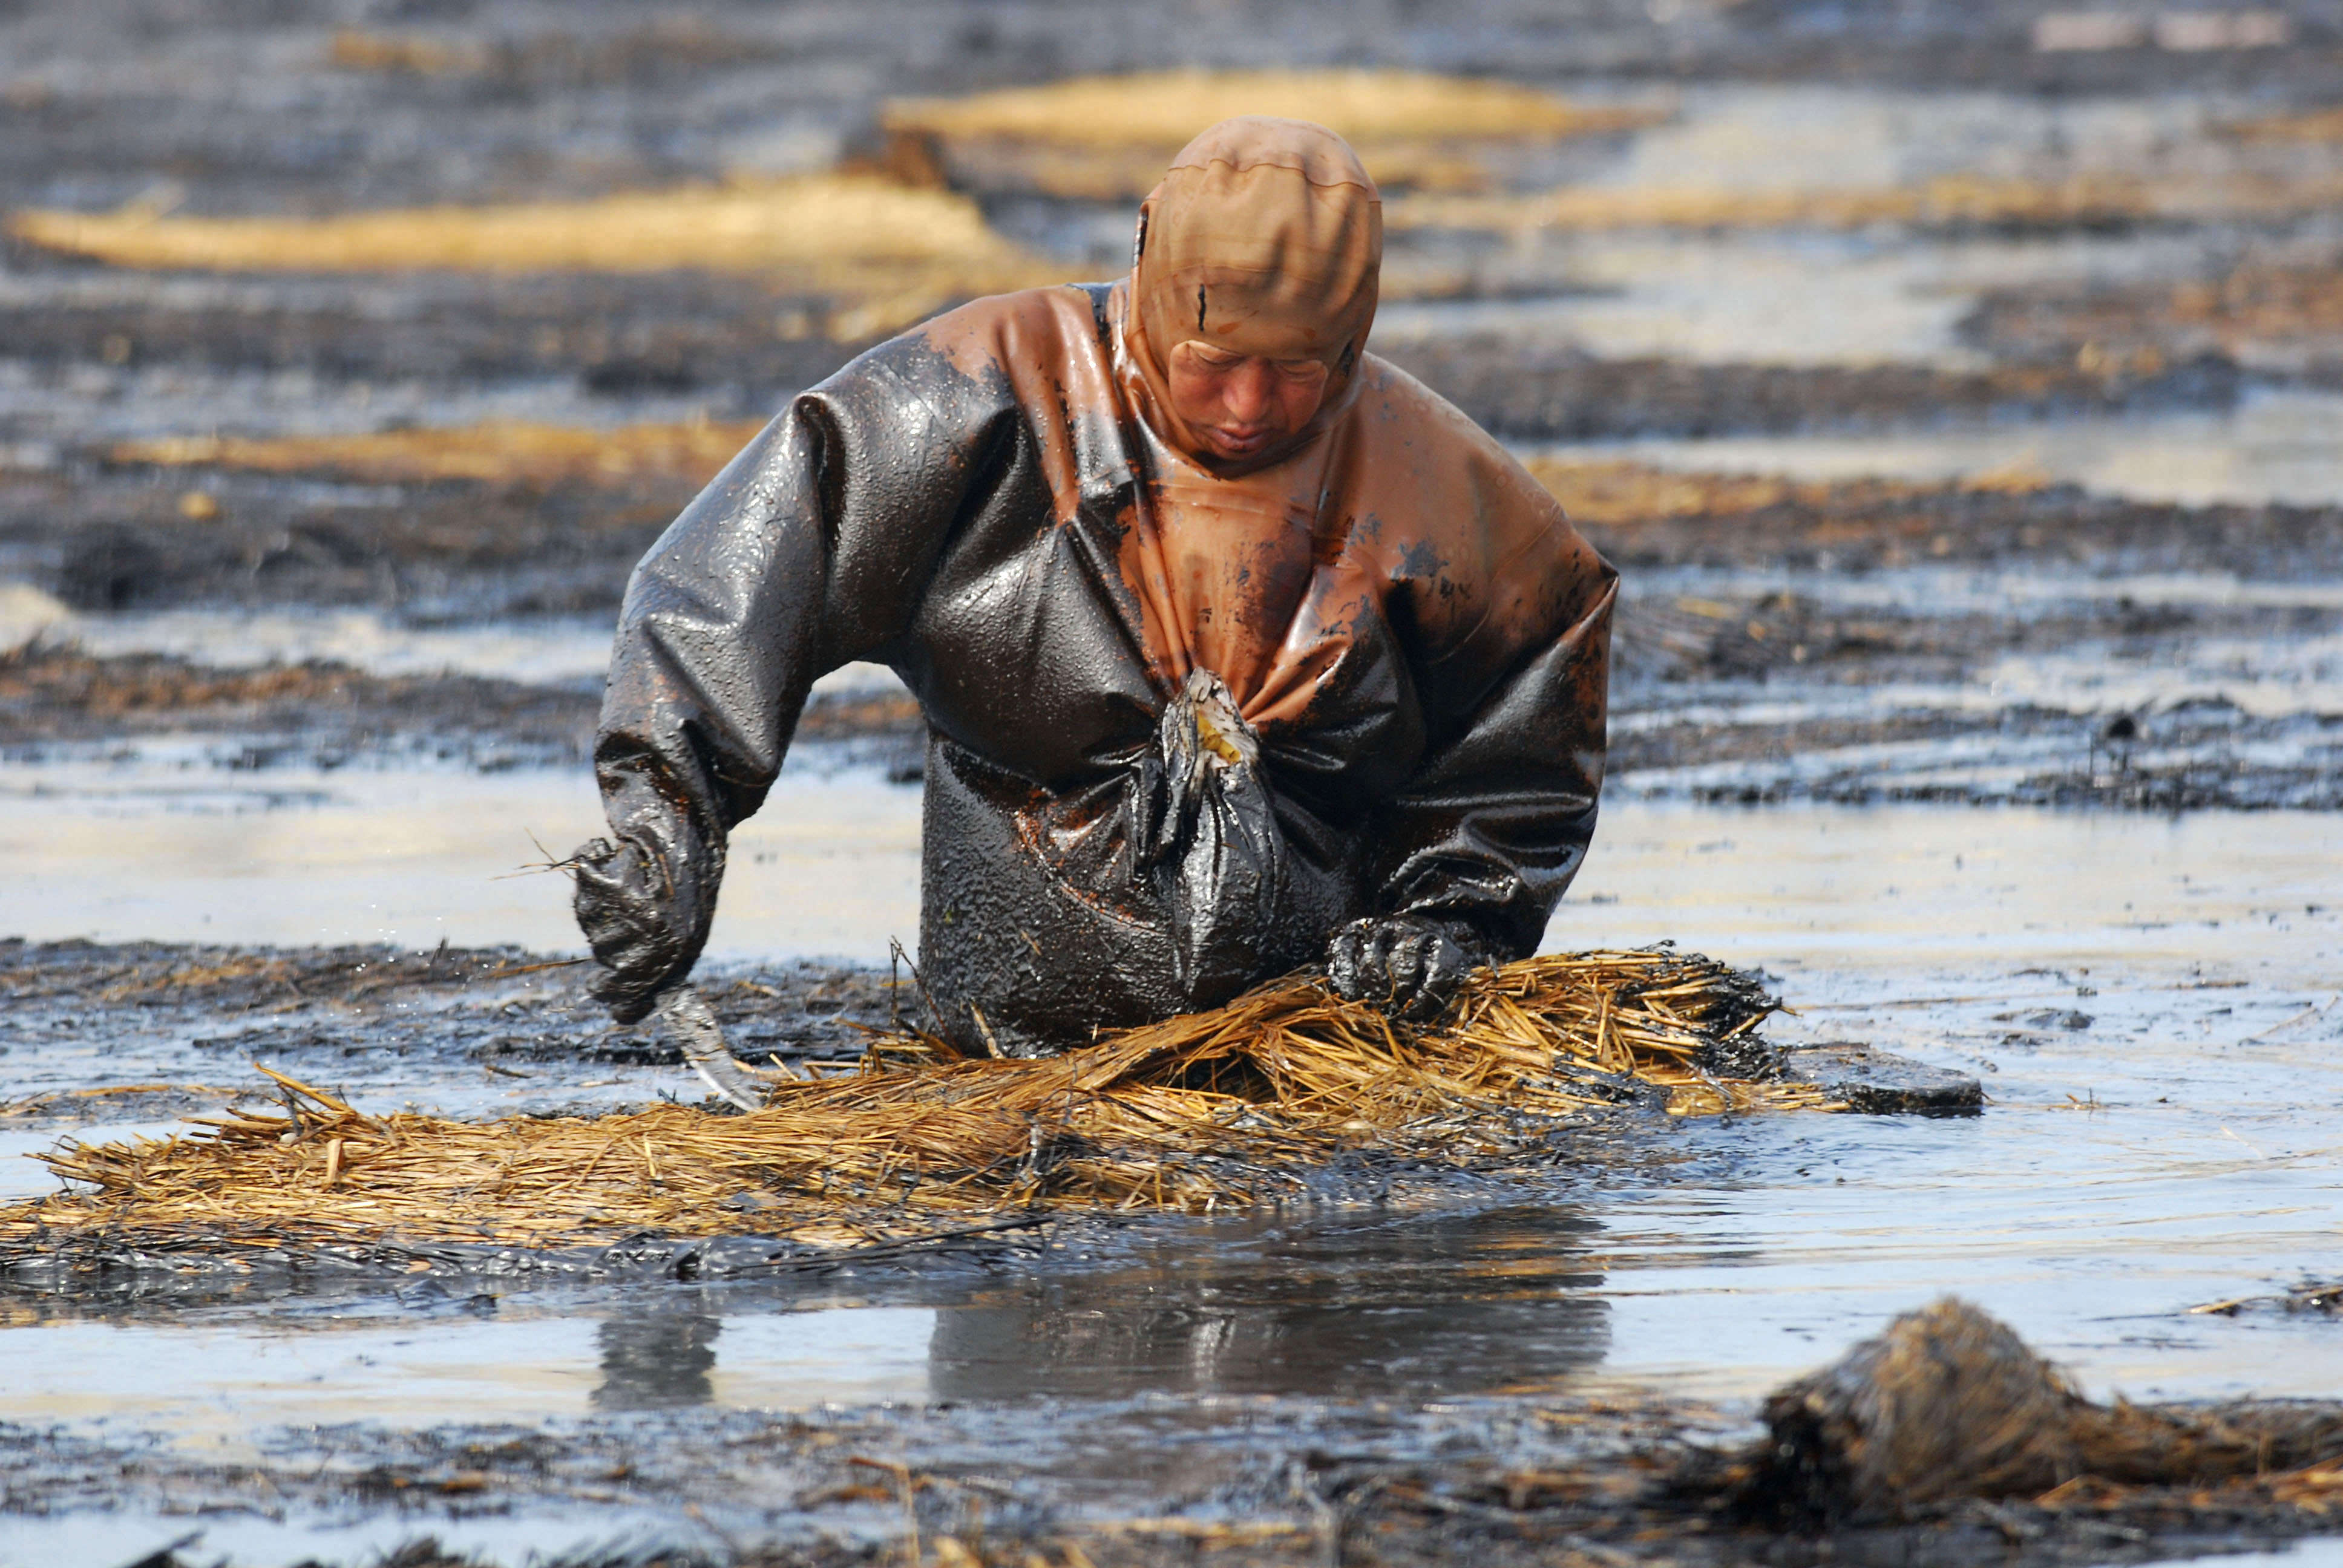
[1136,668,1286,1001]
[583,119,1613,1056]
[571,833,699,1024]
[585,279,1615,1055]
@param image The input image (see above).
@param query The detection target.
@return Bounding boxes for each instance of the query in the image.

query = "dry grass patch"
[1389,171,2343,235]
[2,174,1078,339]
[885,70,1658,147]
[8,174,1012,273]
[1526,457,2048,528]
[0,950,1823,1261]
[326,28,481,74]
[2223,105,2343,142]
[880,70,1666,200]
[7,178,1072,341]
[111,419,770,488]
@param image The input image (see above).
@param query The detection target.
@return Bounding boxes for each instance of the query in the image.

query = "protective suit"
[574,118,1616,1056]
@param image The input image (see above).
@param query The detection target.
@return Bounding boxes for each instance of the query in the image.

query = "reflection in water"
[929,1205,1610,1402]
[593,1313,722,1410]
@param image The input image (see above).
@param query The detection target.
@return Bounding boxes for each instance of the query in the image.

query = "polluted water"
[5,7,2343,1563]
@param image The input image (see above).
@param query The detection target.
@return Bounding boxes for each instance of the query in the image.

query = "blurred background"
[5,15,2343,1564]
[5,2,2342,956]
[4,3,2342,956]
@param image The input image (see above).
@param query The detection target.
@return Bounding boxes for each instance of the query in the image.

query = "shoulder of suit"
[1345,352,1562,509]
[914,284,1112,362]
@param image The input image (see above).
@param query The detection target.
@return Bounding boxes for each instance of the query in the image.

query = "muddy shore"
[11,530,2335,808]
[3,938,2339,1568]
[7,2,2343,1563]
[10,1383,2343,1568]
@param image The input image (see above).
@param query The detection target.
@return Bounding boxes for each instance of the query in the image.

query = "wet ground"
[4,1,2343,1563]
[3,799,2339,1565]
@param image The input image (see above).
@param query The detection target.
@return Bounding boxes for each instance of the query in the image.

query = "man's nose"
[1222,360,1274,424]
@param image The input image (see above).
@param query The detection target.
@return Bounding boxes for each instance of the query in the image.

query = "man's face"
[1164,339,1332,463]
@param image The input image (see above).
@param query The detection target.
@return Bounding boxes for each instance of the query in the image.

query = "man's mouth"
[1207,425,1274,455]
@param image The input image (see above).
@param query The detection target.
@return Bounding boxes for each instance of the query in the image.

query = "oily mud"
[2,803,2339,1566]
[1,0,2333,224]
[4,1303,2342,1568]
[10,449,2341,636]
[0,641,918,772]
[1964,259,2343,391]
[0,938,905,1106]
[6,5,2343,1565]
[8,550,2331,809]
[0,270,2252,443]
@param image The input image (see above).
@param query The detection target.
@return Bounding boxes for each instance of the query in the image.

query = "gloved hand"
[571,835,693,1025]
[1325,915,1487,1022]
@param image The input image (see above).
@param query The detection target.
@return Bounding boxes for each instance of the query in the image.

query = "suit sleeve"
[1373,529,1617,959]
[582,338,1000,999]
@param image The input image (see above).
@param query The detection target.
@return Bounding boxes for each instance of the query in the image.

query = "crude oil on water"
[2,2,2341,1565]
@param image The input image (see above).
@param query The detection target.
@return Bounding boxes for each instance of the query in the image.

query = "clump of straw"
[0,950,1825,1261]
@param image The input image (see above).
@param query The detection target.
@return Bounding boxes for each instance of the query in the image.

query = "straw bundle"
[0,950,1823,1261]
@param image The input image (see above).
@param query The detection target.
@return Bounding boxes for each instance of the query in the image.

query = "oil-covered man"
[571,117,1617,1056]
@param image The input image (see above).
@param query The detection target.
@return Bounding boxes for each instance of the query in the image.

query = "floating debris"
[1744,1298,2343,1524]
[0,950,1830,1263]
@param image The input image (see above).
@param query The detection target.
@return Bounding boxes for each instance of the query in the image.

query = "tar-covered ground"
[4,2,2342,1564]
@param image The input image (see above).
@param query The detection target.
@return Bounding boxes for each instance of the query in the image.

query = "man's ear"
[1132,202,1152,268]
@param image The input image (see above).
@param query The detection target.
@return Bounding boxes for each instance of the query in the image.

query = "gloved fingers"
[1326,916,1486,1020]
[1397,929,1472,1022]
[1382,927,1432,1009]
[1426,927,1472,986]
[568,834,689,1022]
[568,835,618,870]
[574,884,668,966]
[1323,918,1381,1003]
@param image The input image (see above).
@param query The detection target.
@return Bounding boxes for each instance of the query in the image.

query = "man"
[572,117,1616,1056]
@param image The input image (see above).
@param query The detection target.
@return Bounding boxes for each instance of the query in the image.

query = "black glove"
[1325,915,1488,1023]
[571,835,693,1025]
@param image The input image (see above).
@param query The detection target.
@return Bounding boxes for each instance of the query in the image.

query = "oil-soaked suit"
[572,279,1616,1056]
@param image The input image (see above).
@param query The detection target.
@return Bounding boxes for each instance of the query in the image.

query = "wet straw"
[0,949,1830,1258]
